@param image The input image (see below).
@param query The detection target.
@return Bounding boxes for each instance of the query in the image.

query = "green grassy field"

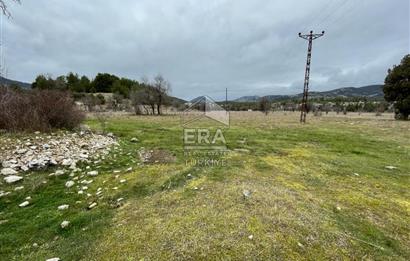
[1,112,409,260]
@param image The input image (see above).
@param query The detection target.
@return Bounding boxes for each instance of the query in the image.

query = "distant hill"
[234,96,260,102]
[0,76,31,89]
[233,85,384,102]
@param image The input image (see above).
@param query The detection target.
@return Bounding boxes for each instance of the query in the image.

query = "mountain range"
[0,76,31,89]
[0,76,384,103]
[233,85,384,102]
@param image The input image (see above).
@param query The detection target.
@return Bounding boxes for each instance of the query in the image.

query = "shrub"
[0,87,84,132]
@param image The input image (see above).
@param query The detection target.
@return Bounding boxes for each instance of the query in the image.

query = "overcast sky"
[3,0,409,100]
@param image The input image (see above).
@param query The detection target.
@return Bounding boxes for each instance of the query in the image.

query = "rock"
[248,235,253,240]
[187,174,193,179]
[120,179,126,183]
[65,180,75,188]
[87,171,98,176]
[46,258,60,261]
[55,170,65,176]
[49,159,58,165]
[69,162,77,170]
[1,168,18,176]
[16,149,27,154]
[60,220,70,228]
[385,166,397,170]
[88,202,97,209]
[21,165,29,172]
[32,242,38,247]
[57,204,69,210]
[130,137,139,143]
[61,159,73,166]
[126,167,133,172]
[0,191,11,197]
[14,186,24,191]
[234,149,250,153]
[4,175,23,184]
[242,189,252,199]
[353,173,360,176]
[19,201,30,207]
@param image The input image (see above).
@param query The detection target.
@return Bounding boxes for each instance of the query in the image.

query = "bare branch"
[0,0,20,18]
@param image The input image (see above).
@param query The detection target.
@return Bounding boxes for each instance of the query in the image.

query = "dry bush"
[0,87,84,132]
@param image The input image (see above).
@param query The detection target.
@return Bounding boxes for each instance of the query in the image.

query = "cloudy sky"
[3,0,409,100]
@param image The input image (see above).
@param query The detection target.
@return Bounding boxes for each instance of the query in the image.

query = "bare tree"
[130,89,144,115]
[152,74,171,115]
[1,0,20,18]
[259,97,270,115]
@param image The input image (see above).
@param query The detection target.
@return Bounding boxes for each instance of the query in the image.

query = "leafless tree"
[259,97,270,115]
[152,74,171,115]
[129,89,144,115]
[1,0,20,18]
[141,76,159,115]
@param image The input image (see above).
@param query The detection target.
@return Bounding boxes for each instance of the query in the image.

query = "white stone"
[57,204,69,210]
[46,258,60,261]
[17,149,27,154]
[60,220,70,228]
[55,170,65,176]
[88,202,97,209]
[4,175,23,184]
[87,171,98,176]
[385,166,397,170]
[14,186,24,191]
[61,159,73,166]
[19,201,30,207]
[1,168,17,176]
[65,180,75,188]
[0,191,10,197]
[242,189,251,198]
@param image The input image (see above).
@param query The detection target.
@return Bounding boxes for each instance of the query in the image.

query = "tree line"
[32,73,172,115]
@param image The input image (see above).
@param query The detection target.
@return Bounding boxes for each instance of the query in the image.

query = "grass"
[0,112,409,260]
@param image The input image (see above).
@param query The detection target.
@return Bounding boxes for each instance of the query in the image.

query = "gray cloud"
[3,0,409,100]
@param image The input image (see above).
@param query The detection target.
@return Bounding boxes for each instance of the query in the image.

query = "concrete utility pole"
[298,30,325,123]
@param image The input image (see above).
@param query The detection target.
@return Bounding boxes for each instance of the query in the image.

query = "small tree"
[384,54,410,120]
[259,97,270,115]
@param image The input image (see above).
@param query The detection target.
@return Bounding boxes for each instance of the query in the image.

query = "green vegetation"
[32,72,144,98]
[0,112,409,260]
[384,54,410,120]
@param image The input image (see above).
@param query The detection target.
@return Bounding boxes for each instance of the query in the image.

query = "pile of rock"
[0,131,117,179]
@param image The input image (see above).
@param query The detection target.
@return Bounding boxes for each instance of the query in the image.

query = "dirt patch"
[138,148,176,164]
